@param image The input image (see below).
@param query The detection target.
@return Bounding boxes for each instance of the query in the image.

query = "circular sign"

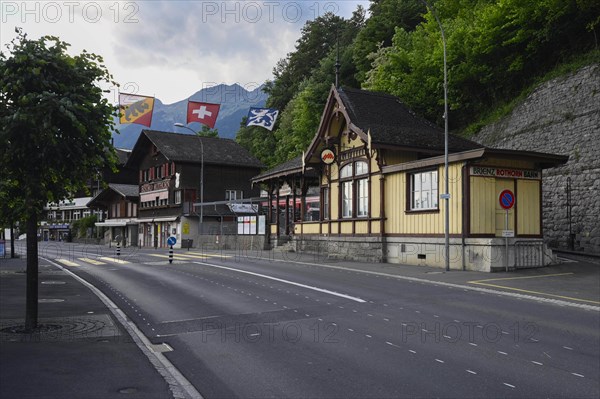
[499,189,515,210]
[167,236,177,246]
[320,148,335,165]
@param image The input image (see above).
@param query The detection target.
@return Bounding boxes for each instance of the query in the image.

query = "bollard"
[169,245,173,264]
[116,242,121,258]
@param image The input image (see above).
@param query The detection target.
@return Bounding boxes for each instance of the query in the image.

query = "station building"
[252,86,568,271]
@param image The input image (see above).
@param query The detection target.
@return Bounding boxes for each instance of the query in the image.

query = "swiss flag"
[187,100,220,128]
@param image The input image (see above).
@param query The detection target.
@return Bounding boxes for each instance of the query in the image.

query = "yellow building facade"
[253,86,567,271]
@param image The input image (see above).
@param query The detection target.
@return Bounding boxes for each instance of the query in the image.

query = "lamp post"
[174,123,204,237]
[421,0,450,271]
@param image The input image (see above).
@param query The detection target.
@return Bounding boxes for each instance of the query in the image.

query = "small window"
[174,190,182,204]
[355,161,368,176]
[357,178,368,217]
[340,164,352,179]
[410,170,438,210]
[322,187,330,220]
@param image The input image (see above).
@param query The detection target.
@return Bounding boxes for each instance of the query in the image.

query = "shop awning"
[136,216,179,223]
[95,221,127,227]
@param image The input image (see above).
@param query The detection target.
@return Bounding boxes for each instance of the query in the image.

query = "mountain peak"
[113,83,267,149]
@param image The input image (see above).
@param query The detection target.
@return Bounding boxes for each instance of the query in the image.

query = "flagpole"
[174,123,204,240]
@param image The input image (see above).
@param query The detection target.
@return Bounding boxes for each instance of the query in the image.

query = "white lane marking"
[435,359,445,363]
[469,343,478,347]
[466,370,477,375]
[571,373,584,378]
[408,350,416,354]
[79,258,106,265]
[386,341,401,348]
[191,261,367,303]
[498,351,508,355]
[99,256,130,264]
[503,383,515,389]
[531,361,543,366]
[365,335,372,338]
[237,254,599,311]
[563,346,573,350]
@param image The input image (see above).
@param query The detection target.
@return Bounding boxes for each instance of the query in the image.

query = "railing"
[514,240,544,269]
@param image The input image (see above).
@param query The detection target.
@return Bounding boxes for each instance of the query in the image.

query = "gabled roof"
[87,184,139,209]
[108,183,139,198]
[126,130,263,169]
[252,155,319,184]
[336,87,481,153]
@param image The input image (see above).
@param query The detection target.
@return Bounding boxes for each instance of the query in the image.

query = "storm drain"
[0,314,122,342]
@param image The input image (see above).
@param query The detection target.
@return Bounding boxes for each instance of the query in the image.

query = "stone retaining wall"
[472,64,600,254]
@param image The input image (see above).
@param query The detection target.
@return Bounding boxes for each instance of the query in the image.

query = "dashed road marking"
[56,259,80,267]
[78,258,106,265]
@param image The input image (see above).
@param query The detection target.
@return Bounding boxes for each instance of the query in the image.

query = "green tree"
[235,117,278,168]
[264,10,364,111]
[352,0,425,83]
[0,30,118,330]
[198,124,218,137]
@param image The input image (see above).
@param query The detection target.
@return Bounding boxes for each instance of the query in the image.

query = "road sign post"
[499,190,515,271]
[167,236,177,264]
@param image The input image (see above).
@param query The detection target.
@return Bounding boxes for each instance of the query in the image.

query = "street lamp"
[421,0,450,271]
[174,123,204,237]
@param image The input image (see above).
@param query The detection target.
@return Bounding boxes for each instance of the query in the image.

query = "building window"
[226,190,243,201]
[410,170,438,210]
[357,178,368,217]
[174,190,182,204]
[339,160,369,218]
[322,187,330,220]
[341,181,352,218]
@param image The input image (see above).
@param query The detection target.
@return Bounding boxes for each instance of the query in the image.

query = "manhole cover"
[41,281,66,285]
[0,314,121,342]
[38,298,65,303]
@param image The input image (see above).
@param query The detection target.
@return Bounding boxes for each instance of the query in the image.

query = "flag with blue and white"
[246,107,279,131]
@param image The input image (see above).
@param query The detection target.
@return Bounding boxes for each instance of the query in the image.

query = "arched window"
[339,160,369,218]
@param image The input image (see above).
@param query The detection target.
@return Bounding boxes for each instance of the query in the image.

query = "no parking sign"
[499,189,515,210]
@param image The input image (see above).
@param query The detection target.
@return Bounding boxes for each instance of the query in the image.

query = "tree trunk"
[10,222,15,258]
[25,213,38,330]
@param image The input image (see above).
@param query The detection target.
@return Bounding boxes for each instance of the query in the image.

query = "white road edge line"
[193,261,366,303]
[237,254,599,311]
[43,257,202,399]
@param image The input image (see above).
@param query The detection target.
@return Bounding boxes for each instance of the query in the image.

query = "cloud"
[1,0,368,103]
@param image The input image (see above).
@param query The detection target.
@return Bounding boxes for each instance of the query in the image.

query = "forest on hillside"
[236,0,599,169]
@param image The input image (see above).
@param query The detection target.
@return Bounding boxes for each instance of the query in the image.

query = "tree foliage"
[364,0,600,128]
[238,0,598,169]
[0,29,118,329]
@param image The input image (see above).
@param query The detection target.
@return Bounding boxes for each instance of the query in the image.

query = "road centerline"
[193,261,366,303]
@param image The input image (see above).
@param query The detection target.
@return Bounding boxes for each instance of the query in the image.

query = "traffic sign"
[499,189,515,210]
[167,236,177,246]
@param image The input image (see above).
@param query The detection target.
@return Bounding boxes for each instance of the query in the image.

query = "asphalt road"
[24,242,600,398]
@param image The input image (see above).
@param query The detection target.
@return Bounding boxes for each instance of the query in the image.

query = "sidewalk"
[0,255,174,399]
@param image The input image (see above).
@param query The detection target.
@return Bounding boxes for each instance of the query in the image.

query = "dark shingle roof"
[109,183,139,198]
[338,88,481,153]
[115,148,131,165]
[141,130,263,168]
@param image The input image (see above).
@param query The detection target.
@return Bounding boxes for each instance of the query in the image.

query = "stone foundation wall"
[472,64,600,254]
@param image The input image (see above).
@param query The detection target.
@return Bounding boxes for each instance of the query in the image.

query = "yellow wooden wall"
[469,177,540,236]
[384,163,463,235]
[517,180,541,235]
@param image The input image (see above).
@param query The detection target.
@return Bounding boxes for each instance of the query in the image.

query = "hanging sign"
[320,148,335,165]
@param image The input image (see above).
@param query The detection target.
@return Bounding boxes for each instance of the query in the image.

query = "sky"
[1,0,369,105]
